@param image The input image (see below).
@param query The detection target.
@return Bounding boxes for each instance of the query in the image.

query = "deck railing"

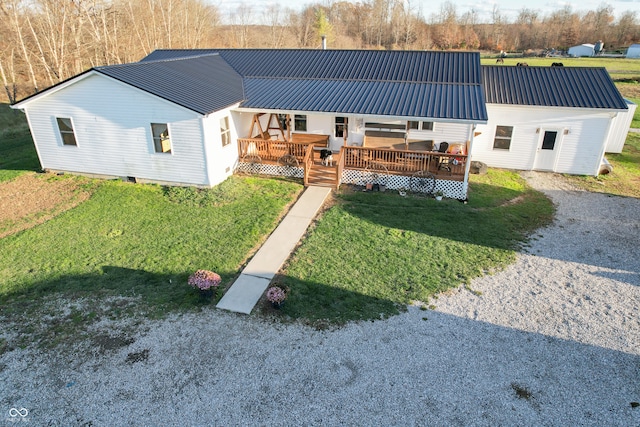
[238,137,329,163]
[303,143,315,186]
[342,146,467,178]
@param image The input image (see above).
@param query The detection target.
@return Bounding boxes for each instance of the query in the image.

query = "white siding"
[202,107,241,186]
[473,104,613,176]
[22,73,209,185]
[606,101,636,153]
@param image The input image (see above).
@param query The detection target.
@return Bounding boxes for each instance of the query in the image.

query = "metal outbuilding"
[626,44,640,58]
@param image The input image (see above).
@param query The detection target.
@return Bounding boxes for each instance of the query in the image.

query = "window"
[541,131,557,150]
[493,125,513,150]
[220,116,231,147]
[335,117,348,138]
[407,121,434,131]
[294,115,307,132]
[56,117,77,146]
[151,123,171,153]
[421,121,434,131]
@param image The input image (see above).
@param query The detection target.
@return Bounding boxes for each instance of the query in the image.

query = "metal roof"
[138,49,488,121]
[482,65,628,110]
[243,78,487,120]
[142,49,482,84]
[95,54,244,114]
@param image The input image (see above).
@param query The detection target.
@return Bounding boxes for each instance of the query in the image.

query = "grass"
[0,104,39,182]
[273,170,554,324]
[0,174,302,348]
[480,57,640,82]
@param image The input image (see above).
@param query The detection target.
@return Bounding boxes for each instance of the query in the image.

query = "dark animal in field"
[551,62,564,67]
[516,62,529,66]
[496,58,504,64]
[319,149,333,166]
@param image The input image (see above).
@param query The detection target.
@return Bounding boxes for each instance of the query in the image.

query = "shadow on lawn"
[2,266,232,312]
[337,182,548,251]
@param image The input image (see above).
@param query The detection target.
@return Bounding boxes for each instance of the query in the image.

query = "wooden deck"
[237,138,467,188]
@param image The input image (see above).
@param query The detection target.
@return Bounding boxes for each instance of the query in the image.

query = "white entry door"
[533,129,561,171]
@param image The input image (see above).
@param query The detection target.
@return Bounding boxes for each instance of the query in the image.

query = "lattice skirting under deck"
[236,162,468,200]
[236,162,304,178]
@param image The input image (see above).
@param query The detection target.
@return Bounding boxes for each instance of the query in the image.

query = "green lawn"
[0,104,39,181]
[480,57,640,82]
[273,170,554,324]
[0,173,302,347]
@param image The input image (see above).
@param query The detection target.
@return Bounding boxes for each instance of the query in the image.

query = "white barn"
[568,44,596,57]
[626,44,640,59]
[11,50,633,198]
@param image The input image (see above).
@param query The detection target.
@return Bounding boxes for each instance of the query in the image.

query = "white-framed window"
[56,117,77,146]
[335,116,348,138]
[151,123,171,153]
[220,116,231,147]
[493,125,513,150]
[407,121,434,131]
[294,114,307,132]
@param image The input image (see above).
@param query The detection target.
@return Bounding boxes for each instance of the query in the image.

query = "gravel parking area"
[1,171,639,426]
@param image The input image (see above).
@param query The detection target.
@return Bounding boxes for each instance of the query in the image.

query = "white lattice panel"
[341,170,467,199]
[237,162,303,178]
[237,163,467,199]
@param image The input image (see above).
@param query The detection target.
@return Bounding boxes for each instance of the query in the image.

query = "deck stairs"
[306,152,340,189]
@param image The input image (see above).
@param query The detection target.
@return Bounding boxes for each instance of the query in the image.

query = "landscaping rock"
[470,160,488,174]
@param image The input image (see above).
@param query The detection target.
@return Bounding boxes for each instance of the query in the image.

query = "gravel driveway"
[1,171,639,426]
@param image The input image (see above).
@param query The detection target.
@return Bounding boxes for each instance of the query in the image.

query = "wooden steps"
[307,163,339,188]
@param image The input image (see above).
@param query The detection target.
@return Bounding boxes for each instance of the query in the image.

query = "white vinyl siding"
[22,73,209,185]
[473,104,613,176]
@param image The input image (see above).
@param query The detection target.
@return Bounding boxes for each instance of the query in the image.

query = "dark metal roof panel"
[142,49,483,84]
[96,54,244,114]
[482,65,628,110]
[242,78,487,121]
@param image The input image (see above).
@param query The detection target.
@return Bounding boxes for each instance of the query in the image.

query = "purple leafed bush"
[266,286,287,304]
[188,270,222,291]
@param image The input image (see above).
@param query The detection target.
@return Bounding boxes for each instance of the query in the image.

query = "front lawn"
[0,175,302,348]
[273,170,555,324]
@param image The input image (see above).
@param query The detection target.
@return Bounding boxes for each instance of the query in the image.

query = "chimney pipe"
[321,35,326,50]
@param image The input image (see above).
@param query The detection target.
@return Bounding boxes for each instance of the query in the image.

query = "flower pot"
[198,288,215,299]
[271,301,284,309]
[435,195,443,201]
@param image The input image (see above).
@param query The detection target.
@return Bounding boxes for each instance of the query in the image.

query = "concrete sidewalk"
[216,186,331,314]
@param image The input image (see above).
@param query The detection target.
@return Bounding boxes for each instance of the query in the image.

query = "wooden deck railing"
[342,146,467,178]
[303,144,315,186]
[336,147,346,187]
[238,138,328,163]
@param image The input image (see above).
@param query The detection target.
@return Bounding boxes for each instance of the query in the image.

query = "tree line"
[1,0,639,103]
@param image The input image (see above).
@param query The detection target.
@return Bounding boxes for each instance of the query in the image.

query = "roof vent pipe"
[321,35,327,50]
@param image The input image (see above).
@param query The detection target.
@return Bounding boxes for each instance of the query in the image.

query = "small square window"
[421,121,434,131]
[294,115,307,132]
[56,117,77,146]
[151,123,171,153]
[220,116,231,147]
[493,125,513,150]
[407,121,419,130]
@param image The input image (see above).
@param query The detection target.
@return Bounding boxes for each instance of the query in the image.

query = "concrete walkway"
[216,186,332,314]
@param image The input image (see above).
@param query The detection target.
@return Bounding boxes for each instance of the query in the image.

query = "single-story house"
[626,44,640,59]
[11,49,633,199]
[568,44,596,57]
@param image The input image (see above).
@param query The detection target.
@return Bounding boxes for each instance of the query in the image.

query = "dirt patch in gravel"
[0,173,94,238]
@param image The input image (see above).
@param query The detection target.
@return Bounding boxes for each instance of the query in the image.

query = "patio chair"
[437,142,451,173]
